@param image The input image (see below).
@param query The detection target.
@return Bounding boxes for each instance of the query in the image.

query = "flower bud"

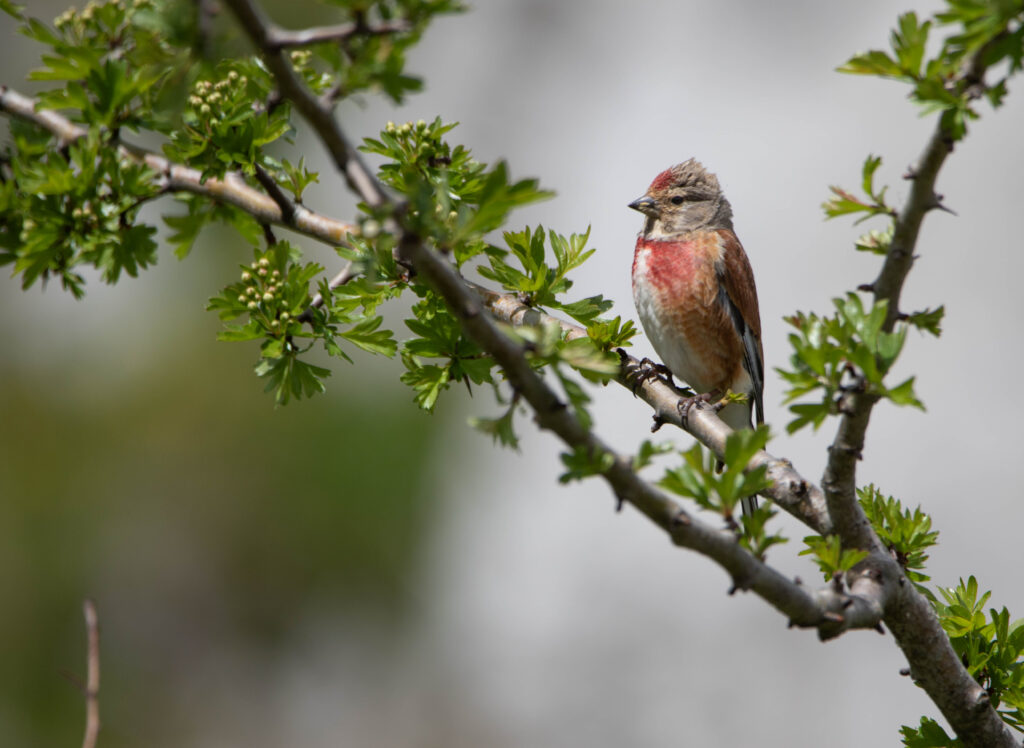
[361,219,381,239]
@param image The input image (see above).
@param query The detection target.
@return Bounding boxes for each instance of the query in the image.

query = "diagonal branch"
[0,85,831,535]
[401,232,880,639]
[475,286,833,534]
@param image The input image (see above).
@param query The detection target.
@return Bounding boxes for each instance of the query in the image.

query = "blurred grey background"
[2,1,1023,746]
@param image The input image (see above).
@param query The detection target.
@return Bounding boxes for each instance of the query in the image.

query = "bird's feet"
[676,391,715,427]
[632,357,674,394]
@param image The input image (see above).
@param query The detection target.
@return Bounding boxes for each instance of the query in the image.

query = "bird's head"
[629,159,733,237]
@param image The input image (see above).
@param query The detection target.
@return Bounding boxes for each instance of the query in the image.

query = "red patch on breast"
[633,235,719,305]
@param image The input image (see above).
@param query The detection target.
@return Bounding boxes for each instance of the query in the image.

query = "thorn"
[793,576,803,586]
[841,598,854,609]
[874,622,886,635]
[787,619,796,629]
[650,415,665,433]
[899,668,911,677]
[974,690,991,709]
[902,165,918,180]
[930,193,958,215]
[615,495,624,513]
[857,283,875,293]
[727,584,738,596]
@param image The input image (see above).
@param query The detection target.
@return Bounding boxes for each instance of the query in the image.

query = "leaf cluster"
[1,121,159,296]
[858,484,938,592]
[309,0,465,103]
[798,534,869,581]
[778,293,922,433]
[934,577,1024,731]
[658,426,783,558]
[165,61,293,182]
[207,241,399,404]
[361,118,554,265]
[838,4,1024,140]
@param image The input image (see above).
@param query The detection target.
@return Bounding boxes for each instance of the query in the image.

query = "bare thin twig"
[265,20,412,49]
[81,599,100,748]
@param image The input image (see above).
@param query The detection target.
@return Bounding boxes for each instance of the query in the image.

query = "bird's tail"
[740,494,758,517]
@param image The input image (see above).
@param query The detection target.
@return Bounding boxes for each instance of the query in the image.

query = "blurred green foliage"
[0,272,441,747]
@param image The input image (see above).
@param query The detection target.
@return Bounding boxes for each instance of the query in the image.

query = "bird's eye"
[670,195,685,205]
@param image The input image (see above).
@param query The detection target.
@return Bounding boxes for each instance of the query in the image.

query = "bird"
[629,159,764,515]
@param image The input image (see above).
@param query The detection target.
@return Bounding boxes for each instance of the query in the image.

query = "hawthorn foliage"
[2,0,1023,744]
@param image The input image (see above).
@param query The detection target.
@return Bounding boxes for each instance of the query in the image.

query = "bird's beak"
[628,195,658,217]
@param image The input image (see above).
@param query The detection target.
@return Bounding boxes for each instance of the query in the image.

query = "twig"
[81,599,100,748]
[265,20,412,49]
[253,162,296,223]
[221,0,389,207]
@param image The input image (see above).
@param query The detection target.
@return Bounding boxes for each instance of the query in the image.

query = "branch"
[475,286,834,534]
[1,85,832,536]
[220,0,388,207]
[81,599,100,748]
[264,20,412,49]
[0,87,356,245]
[817,38,1020,747]
[403,233,878,639]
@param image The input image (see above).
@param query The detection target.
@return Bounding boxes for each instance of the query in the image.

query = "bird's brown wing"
[715,229,764,425]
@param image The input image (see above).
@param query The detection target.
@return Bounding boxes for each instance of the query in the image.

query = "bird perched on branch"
[629,159,764,514]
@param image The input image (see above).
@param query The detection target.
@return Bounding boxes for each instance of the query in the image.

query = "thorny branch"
[815,36,1019,748]
[217,0,892,640]
[2,5,1019,743]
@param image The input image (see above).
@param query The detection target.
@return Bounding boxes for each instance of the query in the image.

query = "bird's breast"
[631,234,739,394]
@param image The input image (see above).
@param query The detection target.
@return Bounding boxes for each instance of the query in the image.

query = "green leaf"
[899,717,960,747]
[892,12,931,78]
[400,356,450,412]
[469,400,520,449]
[837,49,903,77]
[799,535,869,580]
[559,444,615,483]
[906,306,944,336]
[632,440,673,471]
[340,316,398,357]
